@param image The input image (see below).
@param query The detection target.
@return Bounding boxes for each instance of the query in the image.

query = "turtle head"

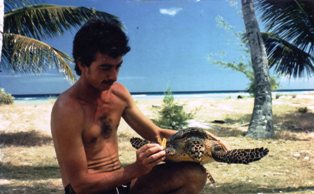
[185,137,205,162]
[165,144,196,162]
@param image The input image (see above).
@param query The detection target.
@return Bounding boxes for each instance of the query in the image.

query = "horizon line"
[11,88,314,98]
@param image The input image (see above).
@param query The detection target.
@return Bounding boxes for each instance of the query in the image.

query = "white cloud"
[159,8,183,16]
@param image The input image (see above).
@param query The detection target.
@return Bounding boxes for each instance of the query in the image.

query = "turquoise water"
[14,96,57,105]
[132,92,250,99]
[13,90,314,104]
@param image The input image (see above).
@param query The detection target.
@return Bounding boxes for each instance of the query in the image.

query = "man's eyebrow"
[100,60,123,67]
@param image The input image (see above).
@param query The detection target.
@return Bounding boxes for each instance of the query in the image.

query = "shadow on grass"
[0,130,52,147]
[208,126,247,137]
[0,163,60,180]
[1,182,313,194]
[274,112,314,132]
[204,182,314,194]
[208,111,314,139]
[0,183,62,194]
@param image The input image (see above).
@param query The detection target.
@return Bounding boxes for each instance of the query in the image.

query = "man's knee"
[131,162,207,194]
[176,162,207,192]
[182,162,207,181]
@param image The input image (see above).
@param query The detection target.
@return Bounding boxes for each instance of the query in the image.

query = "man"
[51,18,207,194]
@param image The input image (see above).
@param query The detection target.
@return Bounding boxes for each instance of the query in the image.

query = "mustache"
[102,80,116,85]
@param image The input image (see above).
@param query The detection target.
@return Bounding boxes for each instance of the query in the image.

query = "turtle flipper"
[212,147,269,164]
[130,137,149,149]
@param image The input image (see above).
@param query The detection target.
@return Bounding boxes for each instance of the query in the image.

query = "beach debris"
[237,95,243,99]
[187,119,213,129]
[212,120,225,124]
[292,151,311,161]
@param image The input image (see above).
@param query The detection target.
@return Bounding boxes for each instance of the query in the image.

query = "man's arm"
[51,98,165,194]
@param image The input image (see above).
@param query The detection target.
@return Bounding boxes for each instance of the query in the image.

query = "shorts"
[64,183,131,194]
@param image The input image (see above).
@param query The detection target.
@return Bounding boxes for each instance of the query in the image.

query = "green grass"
[200,137,314,194]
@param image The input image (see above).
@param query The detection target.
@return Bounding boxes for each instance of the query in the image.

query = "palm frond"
[261,32,314,78]
[256,0,314,53]
[4,0,40,12]
[1,33,76,82]
[4,4,120,40]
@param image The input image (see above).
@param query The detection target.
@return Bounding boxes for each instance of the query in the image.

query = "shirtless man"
[51,18,207,194]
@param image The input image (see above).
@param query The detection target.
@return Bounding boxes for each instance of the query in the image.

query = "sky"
[1,0,313,95]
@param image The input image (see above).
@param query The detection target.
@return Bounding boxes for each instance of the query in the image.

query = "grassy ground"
[0,94,313,194]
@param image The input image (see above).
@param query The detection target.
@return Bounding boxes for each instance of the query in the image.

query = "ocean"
[12,89,314,103]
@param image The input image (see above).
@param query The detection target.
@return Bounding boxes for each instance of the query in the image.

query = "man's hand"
[135,143,166,176]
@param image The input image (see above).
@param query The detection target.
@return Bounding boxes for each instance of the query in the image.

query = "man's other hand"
[135,143,166,176]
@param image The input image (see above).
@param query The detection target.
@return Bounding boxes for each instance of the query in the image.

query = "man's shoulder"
[111,82,132,100]
[53,91,82,116]
[111,82,129,92]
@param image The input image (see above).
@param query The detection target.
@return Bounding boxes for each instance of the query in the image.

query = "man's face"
[80,52,123,91]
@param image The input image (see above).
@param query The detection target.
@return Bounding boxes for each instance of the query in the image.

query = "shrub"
[153,89,195,130]
[297,107,308,113]
[0,88,14,105]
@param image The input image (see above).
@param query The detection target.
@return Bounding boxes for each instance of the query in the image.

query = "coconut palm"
[1,0,120,82]
[256,0,314,78]
[0,0,4,63]
[242,0,273,138]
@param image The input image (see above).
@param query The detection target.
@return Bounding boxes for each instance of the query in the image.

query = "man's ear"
[77,61,86,74]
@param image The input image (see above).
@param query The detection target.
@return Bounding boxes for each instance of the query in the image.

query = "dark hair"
[73,18,130,75]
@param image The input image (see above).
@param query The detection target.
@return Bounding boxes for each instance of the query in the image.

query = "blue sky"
[1,0,313,95]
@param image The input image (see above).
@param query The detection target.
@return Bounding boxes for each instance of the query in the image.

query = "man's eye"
[100,66,110,71]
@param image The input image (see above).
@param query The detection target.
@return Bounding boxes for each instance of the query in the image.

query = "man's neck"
[74,78,102,103]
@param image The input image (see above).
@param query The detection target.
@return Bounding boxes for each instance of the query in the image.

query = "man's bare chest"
[82,98,125,145]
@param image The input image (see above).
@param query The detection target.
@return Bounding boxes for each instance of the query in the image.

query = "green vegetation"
[213,60,279,96]
[210,16,279,96]
[298,107,308,114]
[0,88,14,104]
[256,0,314,78]
[2,0,120,82]
[152,89,196,130]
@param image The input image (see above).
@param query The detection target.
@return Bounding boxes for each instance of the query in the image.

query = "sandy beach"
[2,92,314,135]
[1,93,314,193]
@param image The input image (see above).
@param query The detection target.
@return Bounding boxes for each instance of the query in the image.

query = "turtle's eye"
[166,147,176,155]
[213,145,223,152]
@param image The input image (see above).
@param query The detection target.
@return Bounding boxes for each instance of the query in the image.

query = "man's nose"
[109,68,118,81]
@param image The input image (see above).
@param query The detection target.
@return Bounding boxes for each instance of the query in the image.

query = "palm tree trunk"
[0,0,3,63]
[242,0,273,138]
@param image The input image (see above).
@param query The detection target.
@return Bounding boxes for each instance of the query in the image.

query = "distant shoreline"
[12,89,314,101]
[12,88,314,97]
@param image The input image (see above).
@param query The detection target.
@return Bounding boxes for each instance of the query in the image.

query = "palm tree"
[256,0,314,78]
[0,0,4,63]
[242,0,274,138]
[1,0,120,82]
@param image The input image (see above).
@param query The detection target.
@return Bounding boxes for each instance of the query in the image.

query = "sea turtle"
[130,127,269,183]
